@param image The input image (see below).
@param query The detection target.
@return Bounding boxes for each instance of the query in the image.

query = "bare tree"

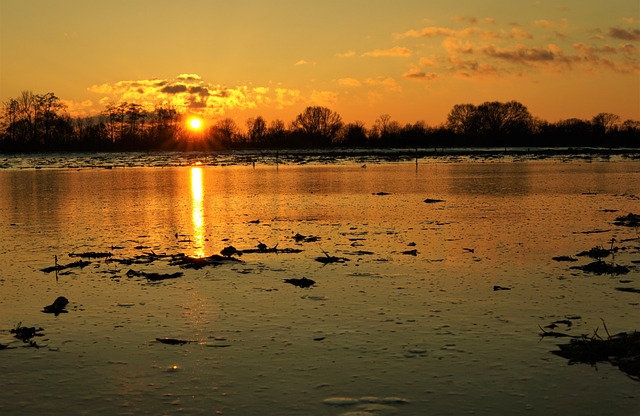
[446,104,477,136]
[475,101,532,137]
[592,113,620,134]
[212,118,240,145]
[291,106,343,145]
[246,116,267,143]
[339,121,368,146]
[33,92,67,144]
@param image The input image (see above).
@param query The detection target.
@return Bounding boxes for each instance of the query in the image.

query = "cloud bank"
[88,74,309,118]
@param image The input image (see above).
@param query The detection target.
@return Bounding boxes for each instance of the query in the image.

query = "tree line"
[0,90,638,153]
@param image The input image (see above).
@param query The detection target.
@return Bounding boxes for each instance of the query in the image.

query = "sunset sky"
[1,0,639,128]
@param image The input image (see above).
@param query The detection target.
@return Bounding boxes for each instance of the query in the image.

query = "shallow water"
[0,157,638,415]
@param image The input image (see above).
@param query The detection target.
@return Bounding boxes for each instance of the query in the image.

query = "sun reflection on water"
[191,167,205,258]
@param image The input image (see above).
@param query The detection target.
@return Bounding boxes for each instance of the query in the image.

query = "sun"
[188,117,203,130]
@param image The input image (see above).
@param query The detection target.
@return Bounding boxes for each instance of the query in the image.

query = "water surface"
[0,157,638,415]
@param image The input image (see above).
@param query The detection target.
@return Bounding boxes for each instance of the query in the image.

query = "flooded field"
[0,154,638,415]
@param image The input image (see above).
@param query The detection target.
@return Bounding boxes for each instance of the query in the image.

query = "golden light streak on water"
[191,167,205,258]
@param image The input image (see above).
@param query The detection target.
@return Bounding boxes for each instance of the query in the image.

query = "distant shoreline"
[1,147,639,170]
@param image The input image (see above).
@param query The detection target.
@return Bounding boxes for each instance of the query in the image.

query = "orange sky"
[1,0,638,128]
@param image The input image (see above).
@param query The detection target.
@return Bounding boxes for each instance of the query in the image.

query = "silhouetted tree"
[246,116,267,144]
[370,114,402,146]
[338,121,368,147]
[266,119,287,147]
[474,101,532,141]
[149,103,179,148]
[210,118,240,147]
[400,121,429,148]
[446,104,477,136]
[291,106,343,146]
[592,113,620,134]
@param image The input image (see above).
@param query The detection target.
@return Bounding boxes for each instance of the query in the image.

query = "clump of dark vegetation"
[616,287,640,294]
[168,253,241,269]
[41,259,90,273]
[546,320,640,382]
[552,256,578,262]
[613,213,640,228]
[126,269,184,281]
[576,245,616,259]
[241,242,303,254]
[283,277,316,288]
[315,249,350,264]
[567,238,631,275]
[156,338,197,345]
[69,251,113,259]
[293,233,321,243]
[42,296,69,315]
[10,323,45,348]
[570,261,630,275]
[220,246,240,257]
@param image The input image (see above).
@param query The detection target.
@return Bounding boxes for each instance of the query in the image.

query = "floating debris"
[570,260,629,275]
[240,242,303,254]
[10,323,44,348]
[576,246,614,259]
[42,296,69,315]
[423,198,445,204]
[493,285,511,291]
[292,233,321,243]
[579,229,611,234]
[283,277,316,288]
[169,253,241,269]
[155,338,197,345]
[616,287,640,294]
[613,213,640,228]
[373,191,391,196]
[41,259,91,273]
[401,249,418,256]
[126,269,184,281]
[549,322,640,381]
[69,251,112,259]
[315,249,350,264]
[544,320,573,329]
[552,256,578,262]
[220,246,240,257]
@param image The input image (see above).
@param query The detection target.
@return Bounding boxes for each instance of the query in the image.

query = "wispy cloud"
[338,77,362,87]
[483,45,556,64]
[362,46,412,57]
[336,50,356,58]
[403,68,438,81]
[608,27,640,41]
[364,76,402,92]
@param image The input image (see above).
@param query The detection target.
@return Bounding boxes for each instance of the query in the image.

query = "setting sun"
[188,117,203,130]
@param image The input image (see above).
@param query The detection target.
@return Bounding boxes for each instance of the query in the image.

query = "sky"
[1,0,639,128]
